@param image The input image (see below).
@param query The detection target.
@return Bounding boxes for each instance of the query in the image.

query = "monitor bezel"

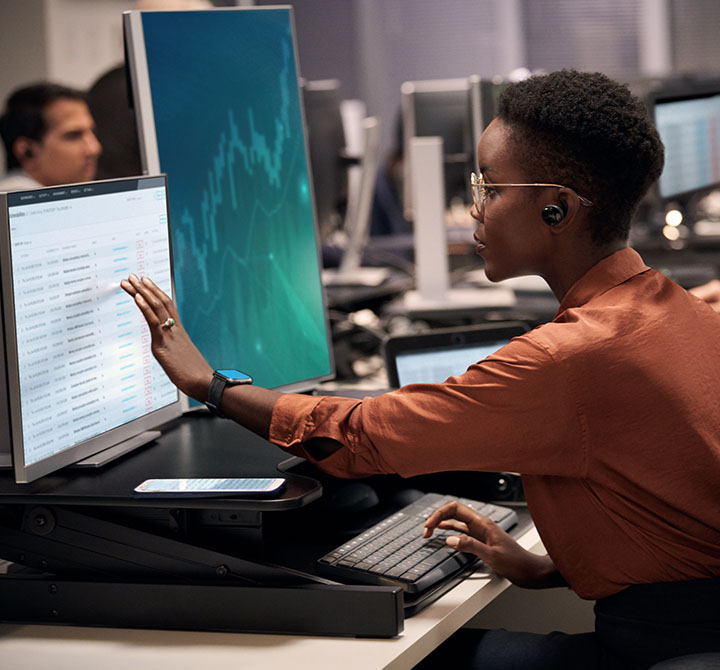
[649,83,720,202]
[0,175,183,484]
[123,5,336,404]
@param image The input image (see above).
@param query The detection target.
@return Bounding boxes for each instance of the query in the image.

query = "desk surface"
[0,524,541,670]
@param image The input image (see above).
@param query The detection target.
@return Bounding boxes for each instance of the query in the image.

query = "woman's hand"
[689,279,720,314]
[120,274,213,402]
[423,500,567,589]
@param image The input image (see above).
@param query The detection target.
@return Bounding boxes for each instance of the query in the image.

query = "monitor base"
[403,287,516,313]
[73,431,161,468]
[322,267,390,287]
[0,432,161,474]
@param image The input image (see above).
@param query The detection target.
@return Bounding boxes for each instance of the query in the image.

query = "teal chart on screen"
[141,9,332,389]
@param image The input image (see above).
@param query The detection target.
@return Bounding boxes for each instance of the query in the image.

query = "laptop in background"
[320,320,528,398]
[384,321,529,388]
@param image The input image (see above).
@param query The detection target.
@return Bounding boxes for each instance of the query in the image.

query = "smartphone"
[134,477,286,496]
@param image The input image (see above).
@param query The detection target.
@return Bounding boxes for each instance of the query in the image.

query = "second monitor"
[125,7,334,397]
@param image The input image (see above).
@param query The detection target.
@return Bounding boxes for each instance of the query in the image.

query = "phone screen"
[134,477,286,496]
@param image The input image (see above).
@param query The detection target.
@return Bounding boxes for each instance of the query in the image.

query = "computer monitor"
[400,76,512,313]
[301,79,347,240]
[469,76,507,148]
[124,7,334,398]
[401,78,474,219]
[651,86,720,200]
[0,176,182,483]
[401,76,506,220]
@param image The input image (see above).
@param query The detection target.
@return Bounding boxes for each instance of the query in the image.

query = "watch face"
[216,369,252,382]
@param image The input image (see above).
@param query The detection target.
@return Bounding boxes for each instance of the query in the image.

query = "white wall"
[43,0,135,89]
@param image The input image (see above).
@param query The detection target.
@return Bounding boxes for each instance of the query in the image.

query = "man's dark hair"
[0,83,87,171]
[496,70,665,245]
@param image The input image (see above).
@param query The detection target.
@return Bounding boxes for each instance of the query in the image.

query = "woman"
[123,70,720,669]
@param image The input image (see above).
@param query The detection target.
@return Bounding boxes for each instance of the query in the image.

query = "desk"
[0,524,542,670]
[0,415,542,665]
[0,415,407,637]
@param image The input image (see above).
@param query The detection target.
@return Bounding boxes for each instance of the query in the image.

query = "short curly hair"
[496,70,664,245]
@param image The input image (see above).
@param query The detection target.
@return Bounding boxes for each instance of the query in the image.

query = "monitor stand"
[403,137,516,314]
[402,286,515,311]
[74,430,161,468]
[323,117,388,288]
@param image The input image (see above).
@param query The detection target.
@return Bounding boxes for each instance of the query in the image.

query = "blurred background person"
[0,82,101,190]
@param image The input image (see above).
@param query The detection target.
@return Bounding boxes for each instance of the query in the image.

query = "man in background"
[0,82,102,191]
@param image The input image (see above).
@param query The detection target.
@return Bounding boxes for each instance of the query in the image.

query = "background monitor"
[300,79,347,240]
[652,87,720,200]
[401,76,505,221]
[0,176,181,483]
[401,77,474,219]
[124,7,334,398]
[469,76,507,148]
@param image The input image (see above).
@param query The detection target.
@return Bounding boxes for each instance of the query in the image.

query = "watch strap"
[205,373,228,418]
[205,370,253,418]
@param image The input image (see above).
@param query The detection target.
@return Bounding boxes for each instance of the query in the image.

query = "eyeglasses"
[470,172,594,210]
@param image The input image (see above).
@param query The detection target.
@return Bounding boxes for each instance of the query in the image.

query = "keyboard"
[317,492,518,595]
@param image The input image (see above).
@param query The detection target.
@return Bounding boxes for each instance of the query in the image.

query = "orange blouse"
[269,247,720,600]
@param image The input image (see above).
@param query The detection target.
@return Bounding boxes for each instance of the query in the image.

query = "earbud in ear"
[541,201,568,226]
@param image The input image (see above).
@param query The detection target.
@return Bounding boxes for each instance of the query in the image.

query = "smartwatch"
[205,369,253,418]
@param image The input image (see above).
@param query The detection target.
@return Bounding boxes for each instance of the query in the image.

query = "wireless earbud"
[541,201,568,226]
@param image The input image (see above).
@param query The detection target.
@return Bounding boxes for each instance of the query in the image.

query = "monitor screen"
[0,176,181,483]
[653,91,720,199]
[124,7,334,398]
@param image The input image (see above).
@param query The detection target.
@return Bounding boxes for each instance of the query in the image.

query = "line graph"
[183,38,291,293]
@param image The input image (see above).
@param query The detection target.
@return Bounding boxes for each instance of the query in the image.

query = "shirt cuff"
[269,392,325,448]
